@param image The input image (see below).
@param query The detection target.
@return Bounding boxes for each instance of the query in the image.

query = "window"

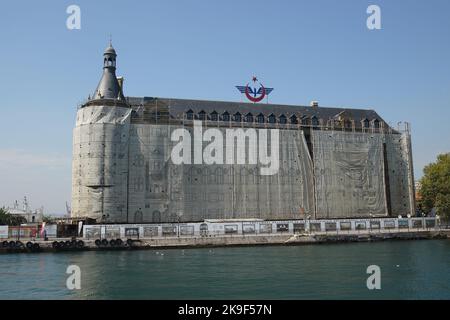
[233,112,242,122]
[186,109,194,120]
[301,116,309,125]
[290,114,298,124]
[222,111,230,122]
[279,114,287,124]
[257,113,265,123]
[268,114,276,124]
[245,113,253,122]
[373,119,380,128]
[210,111,218,121]
[362,118,369,128]
[311,116,319,126]
[198,110,206,121]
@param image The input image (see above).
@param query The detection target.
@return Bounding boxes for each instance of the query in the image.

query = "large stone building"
[71,44,415,223]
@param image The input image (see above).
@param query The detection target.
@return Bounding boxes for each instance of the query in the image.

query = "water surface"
[0,240,449,299]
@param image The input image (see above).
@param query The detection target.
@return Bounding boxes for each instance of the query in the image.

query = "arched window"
[279,114,287,124]
[373,119,380,128]
[186,109,194,120]
[210,111,218,121]
[290,114,298,124]
[245,113,253,122]
[257,113,265,123]
[198,110,206,121]
[152,210,161,223]
[268,114,276,124]
[222,111,230,122]
[233,112,242,122]
[311,116,319,127]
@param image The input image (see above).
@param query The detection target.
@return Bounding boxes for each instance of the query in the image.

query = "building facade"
[71,45,415,223]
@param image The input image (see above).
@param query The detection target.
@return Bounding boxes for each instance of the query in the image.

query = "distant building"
[71,44,416,223]
[6,197,43,223]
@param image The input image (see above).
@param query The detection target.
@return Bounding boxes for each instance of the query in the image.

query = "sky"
[0,0,449,214]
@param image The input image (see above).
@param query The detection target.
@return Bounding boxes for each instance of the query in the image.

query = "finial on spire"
[109,34,112,47]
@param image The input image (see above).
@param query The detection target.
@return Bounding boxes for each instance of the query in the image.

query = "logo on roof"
[236,77,274,103]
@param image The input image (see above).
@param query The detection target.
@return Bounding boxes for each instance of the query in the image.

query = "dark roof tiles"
[126,96,384,122]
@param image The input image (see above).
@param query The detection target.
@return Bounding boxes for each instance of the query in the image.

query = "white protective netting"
[126,124,315,223]
[72,105,131,221]
[312,131,388,219]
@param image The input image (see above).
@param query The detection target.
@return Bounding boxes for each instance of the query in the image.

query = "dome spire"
[91,40,125,101]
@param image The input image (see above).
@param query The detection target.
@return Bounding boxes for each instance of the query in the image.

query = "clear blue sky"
[1,0,449,214]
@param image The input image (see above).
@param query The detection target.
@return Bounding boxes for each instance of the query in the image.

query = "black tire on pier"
[126,239,133,246]
[26,242,33,249]
[15,241,23,248]
[52,241,59,249]
[116,239,123,246]
[32,243,40,250]
[65,240,71,247]
[95,239,101,246]
[109,239,116,246]
[9,241,16,248]
[101,239,108,246]
[77,240,84,248]
[59,241,66,248]
[3,240,10,248]
[71,240,77,248]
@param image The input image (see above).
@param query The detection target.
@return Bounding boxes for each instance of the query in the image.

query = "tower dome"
[91,42,125,101]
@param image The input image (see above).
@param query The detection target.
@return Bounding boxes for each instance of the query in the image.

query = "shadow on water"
[0,240,449,299]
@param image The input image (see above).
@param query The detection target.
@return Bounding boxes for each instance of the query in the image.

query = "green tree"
[419,153,450,219]
[42,215,54,223]
[0,207,27,226]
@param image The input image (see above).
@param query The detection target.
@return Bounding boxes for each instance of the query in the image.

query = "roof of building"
[126,96,385,122]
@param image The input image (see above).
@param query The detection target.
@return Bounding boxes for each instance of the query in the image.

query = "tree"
[419,153,450,219]
[0,207,27,226]
[42,215,54,223]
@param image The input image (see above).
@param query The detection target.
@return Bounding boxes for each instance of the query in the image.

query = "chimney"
[310,101,319,108]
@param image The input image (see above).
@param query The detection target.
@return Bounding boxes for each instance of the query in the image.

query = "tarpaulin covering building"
[71,45,415,223]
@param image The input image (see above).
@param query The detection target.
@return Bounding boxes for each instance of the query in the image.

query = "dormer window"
[222,111,230,122]
[279,114,287,124]
[233,112,242,122]
[210,111,218,121]
[290,115,298,124]
[245,113,253,122]
[268,114,276,124]
[362,118,370,128]
[186,109,194,120]
[311,116,319,127]
[198,110,206,121]
[373,119,380,128]
[301,116,309,126]
[257,113,265,123]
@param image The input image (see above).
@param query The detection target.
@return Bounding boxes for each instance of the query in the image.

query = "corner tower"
[92,43,125,101]
[71,43,131,223]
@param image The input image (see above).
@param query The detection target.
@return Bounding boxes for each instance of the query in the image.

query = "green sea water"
[0,240,449,299]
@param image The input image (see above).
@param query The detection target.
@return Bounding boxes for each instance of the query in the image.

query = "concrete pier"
[0,229,448,254]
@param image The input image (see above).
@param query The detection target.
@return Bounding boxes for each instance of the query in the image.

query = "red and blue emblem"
[236,77,274,103]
